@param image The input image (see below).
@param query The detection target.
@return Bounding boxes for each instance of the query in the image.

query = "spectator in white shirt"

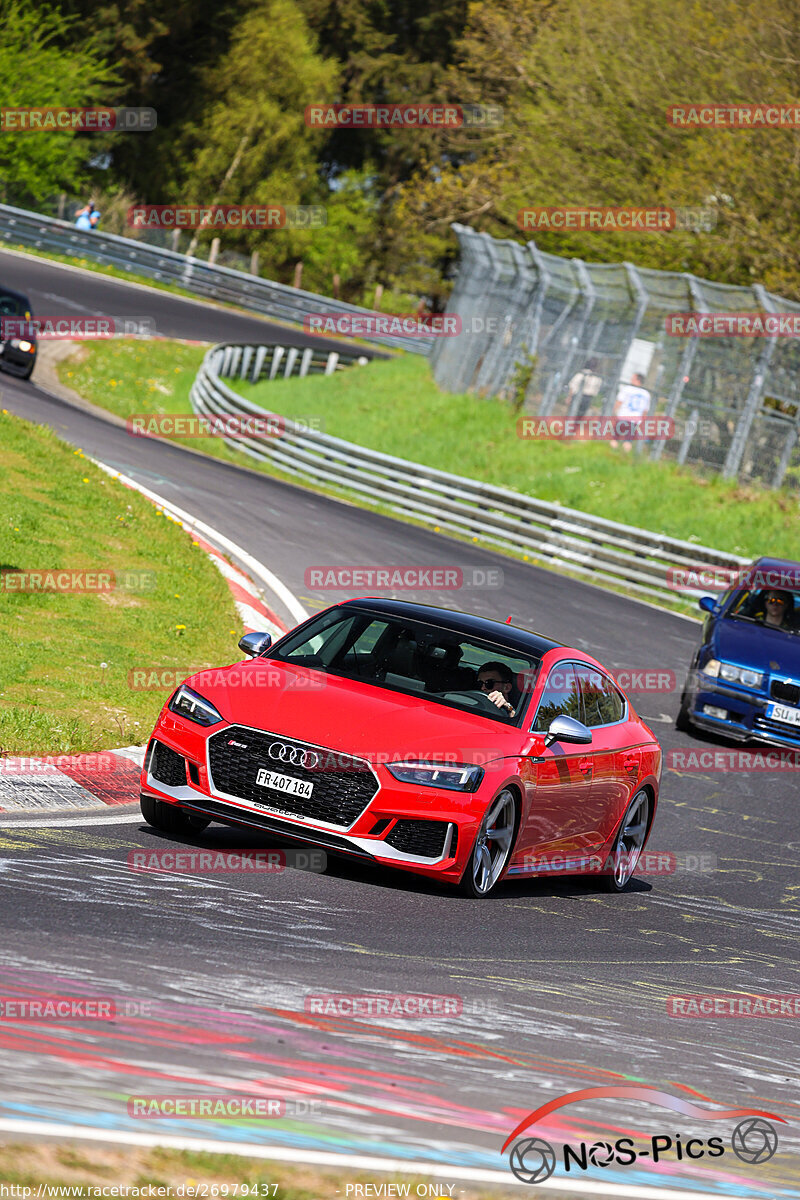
[611,372,651,451]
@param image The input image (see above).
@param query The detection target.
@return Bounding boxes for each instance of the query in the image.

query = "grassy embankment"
[0,404,241,756]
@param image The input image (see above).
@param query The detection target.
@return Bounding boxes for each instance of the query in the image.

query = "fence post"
[651,274,707,461]
[722,284,775,480]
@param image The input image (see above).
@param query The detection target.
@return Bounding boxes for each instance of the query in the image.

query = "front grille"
[771,679,800,706]
[150,740,187,788]
[753,715,800,744]
[385,819,451,858]
[207,726,379,828]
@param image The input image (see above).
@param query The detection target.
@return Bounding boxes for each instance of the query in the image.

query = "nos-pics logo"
[502,1085,784,1184]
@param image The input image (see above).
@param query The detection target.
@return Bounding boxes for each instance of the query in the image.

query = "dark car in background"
[677,557,800,748]
[0,285,37,380]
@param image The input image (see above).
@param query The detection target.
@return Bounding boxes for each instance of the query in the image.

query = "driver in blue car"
[760,589,794,629]
[477,661,518,717]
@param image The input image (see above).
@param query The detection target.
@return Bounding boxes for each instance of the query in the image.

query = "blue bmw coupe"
[677,557,800,748]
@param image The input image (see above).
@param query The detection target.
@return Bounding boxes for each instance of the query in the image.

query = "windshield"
[0,291,30,317]
[726,587,800,634]
[270,607,541,723]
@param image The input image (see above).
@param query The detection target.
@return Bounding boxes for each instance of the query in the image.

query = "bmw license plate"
[767,702,800,728]
[255,768,313,798]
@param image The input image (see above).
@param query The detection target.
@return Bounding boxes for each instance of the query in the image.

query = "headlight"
[168,685,223,726]
[385,761,484,792]
[702,659,763,688]
[9,338,33,351]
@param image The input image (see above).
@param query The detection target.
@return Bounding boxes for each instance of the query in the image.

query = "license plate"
[255,768,313,799]
[767,702,800,728]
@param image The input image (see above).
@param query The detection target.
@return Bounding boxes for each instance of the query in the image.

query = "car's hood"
[713,617,800,676]
[186,659,521,764]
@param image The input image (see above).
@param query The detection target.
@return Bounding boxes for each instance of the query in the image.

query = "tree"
[0,2,117,206]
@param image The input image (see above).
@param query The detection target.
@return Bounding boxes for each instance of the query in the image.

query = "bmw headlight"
[386,761,484,792]
[168,685,223,726]
[9,338,33,352]
[702,659,763,689]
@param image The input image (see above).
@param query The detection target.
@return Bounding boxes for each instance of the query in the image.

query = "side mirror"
[544,714,593,748]
[238,631,272,658]
[698,596,716,613]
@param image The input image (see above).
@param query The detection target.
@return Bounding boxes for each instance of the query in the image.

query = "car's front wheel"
[459,788,518,898]
[140,793,210,835]
[603,789,651,892]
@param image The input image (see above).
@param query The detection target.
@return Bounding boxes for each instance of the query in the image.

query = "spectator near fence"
[566,359,603,416]
[611,372,651,451]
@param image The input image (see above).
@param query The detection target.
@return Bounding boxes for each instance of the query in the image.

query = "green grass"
[233,354,799,560]
[0,405,241,756]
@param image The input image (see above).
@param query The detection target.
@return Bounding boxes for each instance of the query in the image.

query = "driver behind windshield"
[757,588,794,629]
[477,661,519,718]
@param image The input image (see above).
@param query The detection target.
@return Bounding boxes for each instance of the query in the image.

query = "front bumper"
[141,719,499,883]
[0,346,36,376]
[687,678,800,749]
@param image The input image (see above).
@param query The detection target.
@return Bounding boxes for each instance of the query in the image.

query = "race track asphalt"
[0,249,797,1196]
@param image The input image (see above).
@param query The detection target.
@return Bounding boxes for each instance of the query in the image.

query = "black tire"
[602,789,652,892]
[140,793,209,834]
[675,693,693,732]
[458,788,518,898]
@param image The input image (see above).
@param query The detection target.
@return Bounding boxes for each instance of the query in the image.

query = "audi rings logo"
[268,741,319,770]
[731,1118,778,1164]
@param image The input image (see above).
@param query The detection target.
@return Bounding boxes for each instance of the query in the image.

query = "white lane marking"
[0,812,142,829]
[92,461,306,626]
[0,1120,746,1199]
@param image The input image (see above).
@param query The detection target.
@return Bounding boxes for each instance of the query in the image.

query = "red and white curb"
[0,747,145,813]
[1,465,306,815]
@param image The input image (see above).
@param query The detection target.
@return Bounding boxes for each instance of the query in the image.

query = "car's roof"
[338,597,563,658]
[0,284,32,306]
[748,556,800,575]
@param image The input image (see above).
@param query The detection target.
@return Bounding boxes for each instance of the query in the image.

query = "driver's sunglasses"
[478,677,504,689]
[766,596,786,605]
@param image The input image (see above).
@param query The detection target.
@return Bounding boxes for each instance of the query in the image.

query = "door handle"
[622,752,639,776]
[578,756,593,774]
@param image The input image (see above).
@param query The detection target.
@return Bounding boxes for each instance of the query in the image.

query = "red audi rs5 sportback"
[140,598,662,897]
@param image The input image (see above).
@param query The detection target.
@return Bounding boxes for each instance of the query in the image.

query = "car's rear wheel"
[603,789,651,892]
[459,788,518,898]
[140,793,210,834]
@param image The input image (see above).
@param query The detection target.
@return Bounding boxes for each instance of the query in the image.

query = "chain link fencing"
[431,224,800,490]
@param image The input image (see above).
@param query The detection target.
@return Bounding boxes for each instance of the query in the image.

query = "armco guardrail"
[0,203,431,355]
[190,342,750,606]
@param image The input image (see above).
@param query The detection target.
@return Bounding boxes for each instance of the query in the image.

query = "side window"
[576,665,625,726]
[532,663,582,732]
